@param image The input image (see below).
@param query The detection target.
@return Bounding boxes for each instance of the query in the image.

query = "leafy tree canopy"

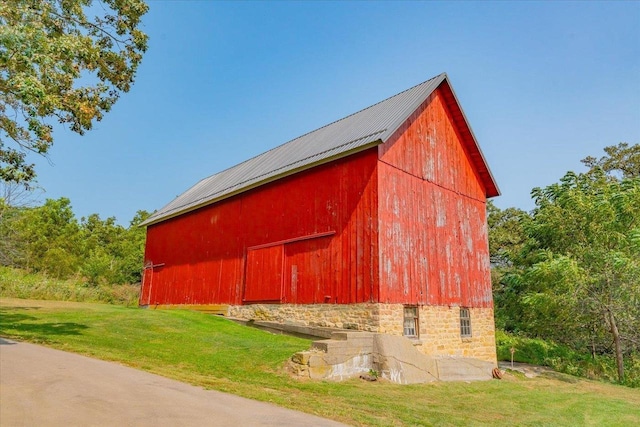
[0,0,149,184]
[490,144,640,383]
[526,170,640,381]
[0,184,150,284]
[581,142,640,179]
[487,200,529,268]
[497,167,640,383]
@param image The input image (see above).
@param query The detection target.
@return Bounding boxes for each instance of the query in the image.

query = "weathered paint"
[142,148,379,306]
[141,85,493,311]
[377,87,492,307]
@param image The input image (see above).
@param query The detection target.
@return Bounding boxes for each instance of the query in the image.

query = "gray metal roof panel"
[142,73,448,226]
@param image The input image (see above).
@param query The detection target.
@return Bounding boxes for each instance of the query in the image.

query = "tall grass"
[0,266,140,306]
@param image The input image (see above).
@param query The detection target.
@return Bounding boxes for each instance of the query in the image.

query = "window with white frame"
[460,307,472,338]
[403,306,419,337]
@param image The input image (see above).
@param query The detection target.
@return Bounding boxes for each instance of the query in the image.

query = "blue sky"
[28,1,640,224]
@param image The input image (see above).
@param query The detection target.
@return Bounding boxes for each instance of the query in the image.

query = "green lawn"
[1,298,639,426]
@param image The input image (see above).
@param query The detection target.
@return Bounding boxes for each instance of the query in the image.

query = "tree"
[0,181,41,265]
[78,209,149,285]
[486,201,532,331]
[0,0,148,184]
[117,209,149,283]
[13,197,83,277]
[523,170,640,382]
[487,200,529,268]
[488,145,640,383]
[581,142,640,179]
[79,212,125,285]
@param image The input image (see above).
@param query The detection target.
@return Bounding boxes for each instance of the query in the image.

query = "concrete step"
[330,331,375,341]
[312,335,374,353]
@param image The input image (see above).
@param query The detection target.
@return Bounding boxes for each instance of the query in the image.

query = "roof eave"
[140,140,383,227]
[437,77,501,198]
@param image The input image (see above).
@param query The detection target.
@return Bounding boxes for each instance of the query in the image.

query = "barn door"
[284,235,332,304]
[244,245,284,302]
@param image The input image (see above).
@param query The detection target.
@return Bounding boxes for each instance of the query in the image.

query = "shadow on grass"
[0,308,88,338]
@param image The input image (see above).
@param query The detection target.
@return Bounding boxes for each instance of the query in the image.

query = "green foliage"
[487,200,529,268]
[0,266,139,306]
[496,330,576,365]
[0,0,149,183]
[496,330,640,388]
[0,191,149,286]
[490,144,640,384]
[581,142,640,179]
[14,197,82,276]
[79,210,149,285]
[525,170,640,378]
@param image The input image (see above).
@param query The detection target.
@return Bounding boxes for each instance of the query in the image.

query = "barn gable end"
[378,85,492,307]
[141,73,499,364]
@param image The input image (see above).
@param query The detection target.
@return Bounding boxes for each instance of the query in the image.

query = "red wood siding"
[142,148,379,306]
[245,245,283,302]
[282,233,333,303]
[377,88,492,307]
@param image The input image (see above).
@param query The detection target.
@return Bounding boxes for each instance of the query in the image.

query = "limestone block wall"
[228,303,496,363]
[419,306,496,363]
[229,303,382,332]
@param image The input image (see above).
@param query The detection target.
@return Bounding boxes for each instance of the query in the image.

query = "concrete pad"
[436,357,494,381]
[0,338,347,427]
[374,335,439,384]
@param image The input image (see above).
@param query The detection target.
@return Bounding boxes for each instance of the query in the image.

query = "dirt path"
[0,338,347,427]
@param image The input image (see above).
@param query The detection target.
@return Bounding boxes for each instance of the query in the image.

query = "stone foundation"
[418,306,496,363]
[229,303,382,332]
[229,303,496,363]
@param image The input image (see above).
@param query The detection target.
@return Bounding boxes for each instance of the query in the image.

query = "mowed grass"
[1,298,639,426]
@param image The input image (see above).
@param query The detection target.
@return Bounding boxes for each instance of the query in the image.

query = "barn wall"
[377,88,492,307]
[142,148,379,306]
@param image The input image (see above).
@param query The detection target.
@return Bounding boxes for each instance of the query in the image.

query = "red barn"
[141,73,500,362]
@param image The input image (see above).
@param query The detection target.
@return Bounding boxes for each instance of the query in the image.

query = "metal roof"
[142,73,498,226]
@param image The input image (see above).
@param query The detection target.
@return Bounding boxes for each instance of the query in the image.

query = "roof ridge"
[281,73,445,145]
[187,73,446,184]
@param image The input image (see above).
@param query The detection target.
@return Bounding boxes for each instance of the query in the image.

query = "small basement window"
[460,308,472,338]
[403,306,419,338]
